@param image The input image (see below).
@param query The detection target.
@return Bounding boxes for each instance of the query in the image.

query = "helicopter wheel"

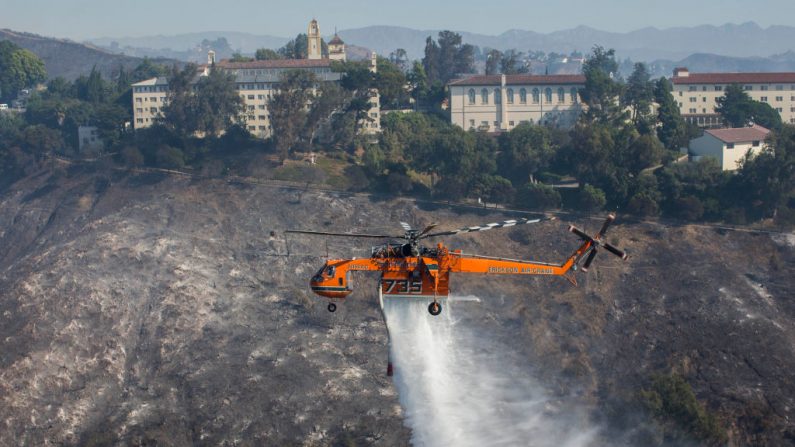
[327,303,337,313]
[428,301,442,316]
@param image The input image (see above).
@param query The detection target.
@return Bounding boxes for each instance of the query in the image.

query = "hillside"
[0,166,793,445]
[0,29,178,80]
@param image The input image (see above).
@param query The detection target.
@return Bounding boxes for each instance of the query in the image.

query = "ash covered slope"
[0,171,410,446]
[0,168,794,446]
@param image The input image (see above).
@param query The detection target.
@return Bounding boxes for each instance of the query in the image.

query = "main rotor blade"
[399,222,413,232]
[422,216,555,239]
[418,222,439,238]
[285,229,399,239]
[568,225,593,242]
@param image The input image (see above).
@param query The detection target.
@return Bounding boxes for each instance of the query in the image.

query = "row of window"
[686,84,795,92]
[231,68,332,76]
[134,96,167,103]
[133,86,167,93]
[467,87,579,105]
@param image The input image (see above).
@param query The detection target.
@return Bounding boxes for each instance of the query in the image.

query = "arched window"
[520,88,527,103]
[481,88,489,104]
[532,88,540,103]
[557,87,565,103]
[570,87,578,103]
[468,88,476,105]
[545,88,552,103]
[507,88,514,104]
[494,88,501,104]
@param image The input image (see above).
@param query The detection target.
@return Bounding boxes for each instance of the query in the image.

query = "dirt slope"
[0,167,793,446]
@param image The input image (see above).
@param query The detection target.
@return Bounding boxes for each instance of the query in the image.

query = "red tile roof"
[705,125,770,143]
[672,72,795,84]
[448,74,586,86]
[214,59,334,69]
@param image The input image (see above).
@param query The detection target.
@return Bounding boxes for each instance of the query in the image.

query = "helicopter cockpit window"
[325,266,336,277]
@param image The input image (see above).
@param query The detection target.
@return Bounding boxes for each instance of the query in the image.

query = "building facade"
[131,20,380,139]
[671,67,795,127]
[131,77,169,130]
[687,124,770,171]
[448,74,586,132]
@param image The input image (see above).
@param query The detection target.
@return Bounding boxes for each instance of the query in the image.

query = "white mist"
[382,298,597,447]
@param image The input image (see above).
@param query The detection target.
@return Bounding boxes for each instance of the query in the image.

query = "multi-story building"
[131,19,380,139]
[131,77,169,130]
[671,67,795,127]
[448,73,585,132]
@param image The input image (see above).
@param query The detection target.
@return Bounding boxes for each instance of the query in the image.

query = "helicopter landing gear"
[428,301,442,316]
[327,303,337,313]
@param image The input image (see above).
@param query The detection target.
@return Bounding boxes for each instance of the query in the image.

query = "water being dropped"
[382,297,597,447]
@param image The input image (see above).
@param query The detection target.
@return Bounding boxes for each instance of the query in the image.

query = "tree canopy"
[0,41,46,102]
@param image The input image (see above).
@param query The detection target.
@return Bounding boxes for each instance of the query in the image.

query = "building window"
[570,87,578,103]
[507,88,514,104]
[689,97,697,102]
[248,105,255,111]
[150,97,157,102]
[135,98,142,103]
[258,126,266,130]
[744,85,753,90]
[714,86,723,91]
[150,107,157,113]
[679,91,683,96]
[776,85,784,90]
[689,108,697,113]
[481,120,488,128]
[761,85,769,91]
[702,97,707,102]
[688,86,697,91]
[702,86,707,91]
[468,89,476,104]
[469,119,475,128]
[727,143,735,149]
[776,107,783,112]
[761,96,768,102]
[775,96,783,101]
[509,120,515,126]
[494,121,499,127]
[494,88,501,104]
[557,87,565,103]
[258,95,265,100]
[258,115,266,120]
[258,105,266,110]
[520,88,527,103]
[136,108,143,113]
[481,88,489,104]
[136,118,143,123]
[249,126,256,131]
[752,140,760,147]
[532,88,540,103]
[544,88,552,103]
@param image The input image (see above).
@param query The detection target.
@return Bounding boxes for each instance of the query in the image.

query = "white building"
[448,73,585,132]
[671,67,795,127]
[687,124,770,171]
[131,19,380,139]
[78,125,103,155]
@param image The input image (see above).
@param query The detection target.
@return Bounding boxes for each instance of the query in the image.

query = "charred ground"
[0,167,793,446]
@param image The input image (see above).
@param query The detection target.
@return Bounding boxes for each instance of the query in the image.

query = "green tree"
[375,57,409,109]
[0,41,46,102]
[388,48,409,72]
[654,77,688,151]
[160,64,199,136]
[715,84,753,127]
[626,133,665,175]
[193,67,246,137]
[229,53,253,62]
[580,46,624,123]
[75,66,108,103]
[255,48,282,60]
[734,125,795,220]
[501,50,527,75]
[268,70,318,161]
[485,49,502,75]
[515,183,561,210]
[130,57,169,83]
[497,123,555,186]
[623,62,654,131]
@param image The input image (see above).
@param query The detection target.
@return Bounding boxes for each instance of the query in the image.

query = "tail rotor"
[568,214,627,272]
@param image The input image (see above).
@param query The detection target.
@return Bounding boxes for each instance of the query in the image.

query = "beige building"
[687,124,770,170]
[671,67,795,127]
[131,77,169,130]
[132,19,380,139]
[448,74,585,132]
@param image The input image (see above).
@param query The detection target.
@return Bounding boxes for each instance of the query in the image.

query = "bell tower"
[307,19,322,60]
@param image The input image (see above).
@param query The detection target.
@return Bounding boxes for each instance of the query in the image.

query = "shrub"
[626,193,660,217]
[640,374,728,446]
[515,183,561,210]
[673,195,704,221]
[155,145,185,169]
[121,146,144,167]
[578,183,606,212]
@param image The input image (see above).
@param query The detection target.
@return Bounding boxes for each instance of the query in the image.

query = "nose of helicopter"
[309,269,352,299]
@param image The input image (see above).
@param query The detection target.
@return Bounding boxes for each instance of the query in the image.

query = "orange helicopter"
[287,214,627,316]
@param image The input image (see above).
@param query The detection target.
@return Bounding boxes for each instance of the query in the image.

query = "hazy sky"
[3,0,795,40]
